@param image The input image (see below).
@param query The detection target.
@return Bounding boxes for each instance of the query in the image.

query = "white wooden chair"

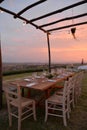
[55,76,75,113]
[68,77,75,113]
[45,81,69,126]
[4,83,36,130]
[74,71,84,104]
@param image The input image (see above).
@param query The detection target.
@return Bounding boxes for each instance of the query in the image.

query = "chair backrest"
[4,83,21,107]
[63,81,68,104]
[68,77,74,91]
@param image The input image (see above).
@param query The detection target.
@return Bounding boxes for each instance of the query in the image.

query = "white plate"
[47,79,56,82]
[35,76,41,78]
[26,82,37,87]
[57,75,64,78]
[24,79,31,81]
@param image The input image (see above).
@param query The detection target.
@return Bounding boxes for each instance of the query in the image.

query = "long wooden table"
[11,72,74,98]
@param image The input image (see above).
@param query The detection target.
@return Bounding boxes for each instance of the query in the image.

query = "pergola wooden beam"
[29,0,87,22]
[0,7,48,33]
[47,33,51,73]
[39,13,87,28]
[0,0,4,3]
[0,35,2,109]
[47,21,87,32]
[14,0,47,18]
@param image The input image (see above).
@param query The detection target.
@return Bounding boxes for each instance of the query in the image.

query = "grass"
[0,72,87,130]
[3,72,42,81]
[3,72,32,80]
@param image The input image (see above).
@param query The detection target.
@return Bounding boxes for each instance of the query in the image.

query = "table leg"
[27,89,31,98]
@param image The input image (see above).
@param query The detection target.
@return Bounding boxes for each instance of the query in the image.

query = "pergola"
[0,0,87,109]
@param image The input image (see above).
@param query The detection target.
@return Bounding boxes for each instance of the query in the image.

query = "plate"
[26,82,37,87]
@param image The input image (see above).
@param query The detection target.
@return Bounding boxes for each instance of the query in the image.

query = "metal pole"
[47,33,51,73]
[0,33,2,110]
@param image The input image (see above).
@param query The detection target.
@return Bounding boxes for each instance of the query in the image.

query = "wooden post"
[47,33,51,73]
[0,34,2,109]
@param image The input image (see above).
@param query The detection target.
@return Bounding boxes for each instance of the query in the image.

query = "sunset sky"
[0,0,87,64]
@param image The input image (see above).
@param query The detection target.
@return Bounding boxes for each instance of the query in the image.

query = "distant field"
[3,63,48,76]
[2,62,82,76]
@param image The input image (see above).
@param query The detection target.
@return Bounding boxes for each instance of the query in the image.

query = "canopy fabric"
[78,65,87,70]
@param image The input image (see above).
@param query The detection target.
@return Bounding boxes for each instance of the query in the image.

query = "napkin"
[35,76,41,78]
[24,79,31,81]
[47,79,56,82]
[57,75,65,78]
[26,82,37,87]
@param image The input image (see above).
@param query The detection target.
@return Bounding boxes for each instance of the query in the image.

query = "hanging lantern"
[71,27,76,39]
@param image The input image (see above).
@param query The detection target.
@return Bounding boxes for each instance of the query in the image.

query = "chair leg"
[33,101,36,121]
[67,96,71,115]
[72,99,75,108]
[45,100,48,122]
[67,98,70,119]
[8,104,12,127]
[63,112,67,126]
[18,108,22,130]
[18,118,21,130]
[9,114,12,127]
[72,92,75,108]
[67,109,70,119]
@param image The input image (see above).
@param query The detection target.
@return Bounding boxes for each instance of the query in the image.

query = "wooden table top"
[11,73,74,91]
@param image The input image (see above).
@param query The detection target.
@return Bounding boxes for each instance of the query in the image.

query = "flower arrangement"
[46,73,54,79]
[45,72,58,79]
